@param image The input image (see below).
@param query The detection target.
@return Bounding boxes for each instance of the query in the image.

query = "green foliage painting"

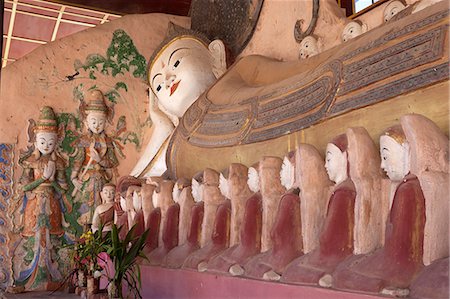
[74,29,147,80]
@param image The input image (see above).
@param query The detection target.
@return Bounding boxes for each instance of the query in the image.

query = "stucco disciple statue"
[71,90,119,227]
[91,183,116,234]
[13,106,69,291]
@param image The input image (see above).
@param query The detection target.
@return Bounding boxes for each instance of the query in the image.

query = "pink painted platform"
[140,265,386,299]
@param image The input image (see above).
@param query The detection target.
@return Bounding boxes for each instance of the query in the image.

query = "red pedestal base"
[140,265,386,299]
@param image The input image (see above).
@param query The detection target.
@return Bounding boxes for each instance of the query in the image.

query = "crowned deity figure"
[13,106,69,291]
[71,90,119,227]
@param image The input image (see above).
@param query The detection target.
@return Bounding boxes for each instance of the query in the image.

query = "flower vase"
[77,270,86,287]
[107,280,122,299]
[87,276,100,295]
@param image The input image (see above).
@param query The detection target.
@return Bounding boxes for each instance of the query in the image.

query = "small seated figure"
[182,200,231,271]
[281,133,356,285]
[243,151,302,281]
[331,114,448,297]
[196,168,227,247]
[299,36,320,60]
[128,188,145,237]
[159,178,198,268]
[248,157,286,252]
[341,21,368,42]
[113,176,141,239]
[147,200,180,266]
[141,182,156,230]
[91,183,116,233]
[150,179,175,245]
[219,163,254,246]
[383,0,407,22]
[206,164,262,275]
[172,178,195,246]
[162,202,204,268]
[295,144,332,254]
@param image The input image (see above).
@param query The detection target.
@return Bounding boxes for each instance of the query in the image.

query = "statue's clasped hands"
[42,161,56,181]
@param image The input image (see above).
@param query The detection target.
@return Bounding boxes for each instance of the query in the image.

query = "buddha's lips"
[170,81,180,96]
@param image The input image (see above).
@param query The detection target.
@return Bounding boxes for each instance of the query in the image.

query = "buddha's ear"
[208,39,227,79]
[361,22,369,33]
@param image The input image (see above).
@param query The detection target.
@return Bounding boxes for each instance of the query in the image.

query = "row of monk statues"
[10,90,120,291]
[105,113,448,298]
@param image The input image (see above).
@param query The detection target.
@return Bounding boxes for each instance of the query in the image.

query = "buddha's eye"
[173,60,180,68]
[305,44,309,48]
[350,29,353,34]
[156,84,162,92]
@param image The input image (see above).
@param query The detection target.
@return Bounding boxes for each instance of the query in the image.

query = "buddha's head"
[341,21,367,42]
[34,106,58,156]
[325,134,349,184]
[299,36,320,60]
[383,0,406,23]
[148,24,227,118]
[83,90,110,135]
[101,183,116,204]
[380,125,410,181]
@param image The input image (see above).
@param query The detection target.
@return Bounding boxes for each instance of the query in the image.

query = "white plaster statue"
[219,164,253,246]
[298,36,321,60]
[341,21,368,42]
[130,25,228,178]
[383,0,407,22]
[91,183,116,233]
[295,144,332,253]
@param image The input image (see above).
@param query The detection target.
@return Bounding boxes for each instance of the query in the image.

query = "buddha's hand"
[89,143,101,162]
[43,161,56,181]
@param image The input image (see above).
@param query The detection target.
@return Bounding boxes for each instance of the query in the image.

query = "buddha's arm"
[130,92,175,177]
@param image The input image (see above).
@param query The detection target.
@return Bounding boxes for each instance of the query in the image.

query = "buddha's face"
[384,1,405,22]
[87,111,106,134]
[35,132,57,156]
[342,22,363,42]
[325,143,348,184]
[150,37,217,118]
[299,36,319,59]
[380,135,410,181]
[101,186,115,204]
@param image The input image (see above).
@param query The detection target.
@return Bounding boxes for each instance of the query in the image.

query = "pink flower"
[97,252,111,269]
[97,252,114,279]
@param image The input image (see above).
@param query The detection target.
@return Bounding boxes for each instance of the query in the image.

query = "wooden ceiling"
[46,0,193,16]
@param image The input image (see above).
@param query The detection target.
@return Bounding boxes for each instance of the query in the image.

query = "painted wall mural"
[0,144,13,290]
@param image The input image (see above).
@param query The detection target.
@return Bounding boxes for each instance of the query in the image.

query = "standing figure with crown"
[11,106,69,291]
[71,89,119,228]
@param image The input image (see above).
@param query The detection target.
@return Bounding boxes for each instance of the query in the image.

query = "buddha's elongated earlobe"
[209,39,227,79]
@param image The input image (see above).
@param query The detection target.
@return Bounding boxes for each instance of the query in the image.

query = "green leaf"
[114,82,128,92]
